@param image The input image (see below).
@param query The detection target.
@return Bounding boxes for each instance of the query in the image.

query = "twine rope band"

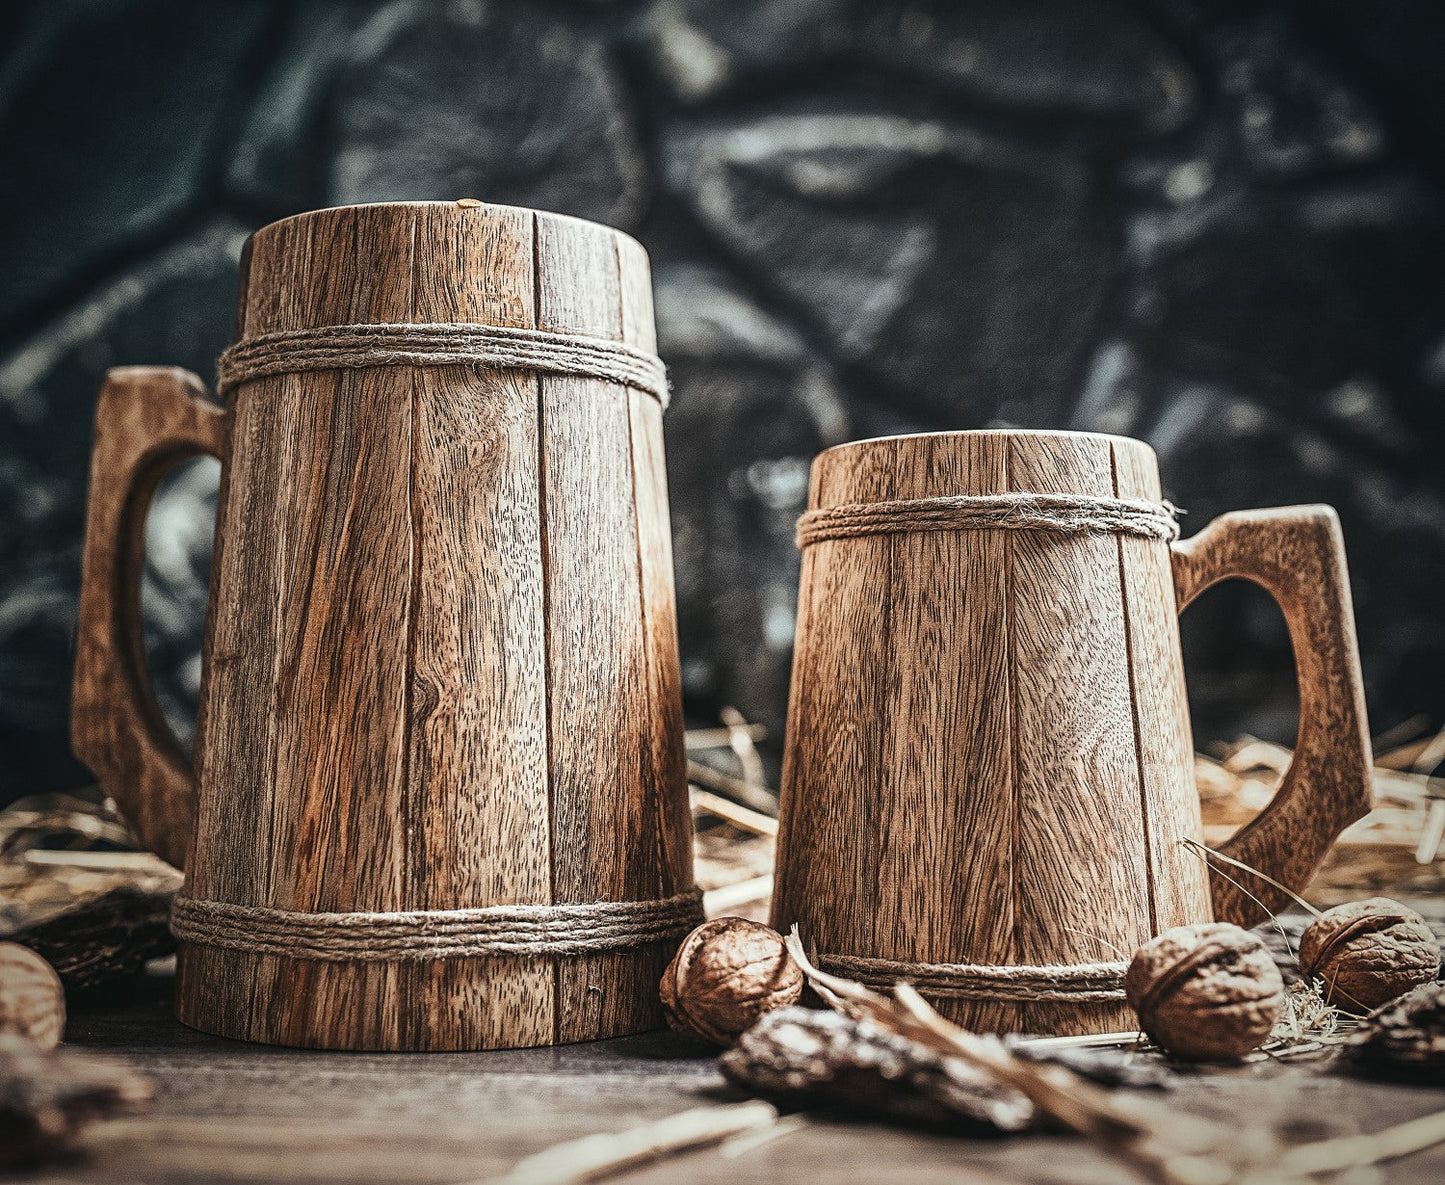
[796,492,1180,549]
[818,952,1128,1004]
[170,888,704,962]
[217,322,670,408]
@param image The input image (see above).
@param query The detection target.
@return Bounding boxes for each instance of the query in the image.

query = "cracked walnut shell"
[1298,897,1440,1012]
[660,918,803,1045]
[1125,923,1284,1061]
[0,944,65,1050]
[1345,981,1445,1080]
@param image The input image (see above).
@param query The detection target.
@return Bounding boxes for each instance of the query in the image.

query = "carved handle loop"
[71,367,227,869]
[1172,505,1373,926]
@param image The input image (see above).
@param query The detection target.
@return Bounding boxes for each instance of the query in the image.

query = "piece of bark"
[718,1006,1036,1133]
[0,944,65,1048]
[1344,981,1445,1081]
[1007,1040,1175,1090]
[0,1035,153,1167]
[5,884,176,995]
[1251,912,1445,988]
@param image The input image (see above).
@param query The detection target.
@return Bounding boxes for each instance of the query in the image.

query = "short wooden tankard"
[772,429,1372,1036]
[72,201,695,1050]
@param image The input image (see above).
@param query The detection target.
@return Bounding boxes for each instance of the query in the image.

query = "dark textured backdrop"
[2,0,1443,802]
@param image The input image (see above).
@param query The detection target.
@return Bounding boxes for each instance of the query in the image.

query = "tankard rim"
[246,199,647,258]
[815,428,1157,462]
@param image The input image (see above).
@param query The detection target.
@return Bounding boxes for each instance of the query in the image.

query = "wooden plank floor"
[26,968,1445,1185]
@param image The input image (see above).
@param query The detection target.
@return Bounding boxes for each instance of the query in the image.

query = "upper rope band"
[171,887,704,962]
[818,951,1128,1003]
[217,322,670,408]
[795,491,1180,549]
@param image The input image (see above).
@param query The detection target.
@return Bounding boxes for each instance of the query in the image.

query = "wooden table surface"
[23,967,1445,1185]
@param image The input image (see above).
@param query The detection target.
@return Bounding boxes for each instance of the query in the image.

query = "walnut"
[1125,923,1284,1061]
[1344,981,1445,1081]
[659,918,803,1045]
[0,944,65,1050]
[1298,897,1440,1012]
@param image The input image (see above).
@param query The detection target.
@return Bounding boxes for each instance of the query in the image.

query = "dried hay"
[1198,718,1445,907]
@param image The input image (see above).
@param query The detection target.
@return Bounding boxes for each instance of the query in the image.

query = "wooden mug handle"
[1171,505,1373,926]
[71,367,228,870]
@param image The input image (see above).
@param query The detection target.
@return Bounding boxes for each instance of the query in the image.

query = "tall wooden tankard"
[772,429,1372,1036]
[72,201,695,1050]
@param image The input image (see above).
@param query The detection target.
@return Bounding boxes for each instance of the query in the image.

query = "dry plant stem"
[1272,980,1341,1045]
[783,931,1237,1185]
[1179,837,1322,918]
[22,850,174,871]
[684,724,766,750]
[1370,716,1430,754]
[1015,1031,1143,1051]
[1266,1109,1445,1181]
[1401,727,1445,864]
[1177,843,1297,962]
[690,790,779,837]
[1201,728,1445,896]
[719,1113,809,1158]
[686,760,778,815]
[720,708,769,795]
[1,812,136,855]
[703,876,774,915]
[1405,727,1445,776]
[1375,742,1436,770]
[1375,729,1440,769]
[890,983,1231,1184]
[1418,799,1445,865]
[477,1101,779,1185]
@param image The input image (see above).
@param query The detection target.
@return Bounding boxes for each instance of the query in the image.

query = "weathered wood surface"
[772,429,1371,1037]
[35,977,1445,1185]
[73,201,692,1051]
[1173,505,1375,925]
[71,367,227,870]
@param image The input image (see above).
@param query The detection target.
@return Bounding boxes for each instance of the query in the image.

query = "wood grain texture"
[403,204,554,1048]
[1112,444,1212,943]
[1005,434,1148,1036]
[71,366,227,870]
[773,429,1369,1036]
[75,201,689,1050]
[618,234,692,912]
[536,214,675,1043]
[1172,505,1374,926]
[875,435,1015,1035]
[771,441,898,984]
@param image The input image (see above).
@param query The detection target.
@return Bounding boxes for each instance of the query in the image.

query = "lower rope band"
[217,321,670,408]
[171,888,705,961]
[795,492,1180,549]
[818,952,1128,1003]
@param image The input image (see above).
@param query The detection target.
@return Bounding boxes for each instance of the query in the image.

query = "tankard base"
[174,940,674,1051]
